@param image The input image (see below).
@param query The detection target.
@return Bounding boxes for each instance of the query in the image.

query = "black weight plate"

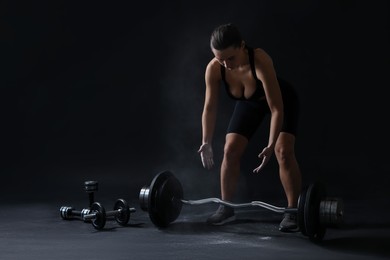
[297,186,308,236]
[304,182,326,242]
[155,173,183,227]
[148,171,183,228]
[91,202,106,230]
[114,199,130,226]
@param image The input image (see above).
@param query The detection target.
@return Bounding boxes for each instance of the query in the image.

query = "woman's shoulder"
[206,58,221,73]
[252,47,274,66]
[252,47,271,58]
[207,57,220,67]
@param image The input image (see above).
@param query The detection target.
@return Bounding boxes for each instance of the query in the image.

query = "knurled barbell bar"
[139,170,344,242]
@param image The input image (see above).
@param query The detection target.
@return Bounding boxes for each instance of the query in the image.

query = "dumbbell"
[84,180,98,208]
[59,180,98,223]
[60,206,91,222]
[83,199,136,230]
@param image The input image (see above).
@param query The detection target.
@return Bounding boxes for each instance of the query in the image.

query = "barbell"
[139,170,344,242]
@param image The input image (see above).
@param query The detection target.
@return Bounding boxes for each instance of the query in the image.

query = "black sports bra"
[221,46,266,101]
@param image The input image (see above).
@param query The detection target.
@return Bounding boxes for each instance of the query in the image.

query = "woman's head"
[210,23,245,70]
[210,23,242,51]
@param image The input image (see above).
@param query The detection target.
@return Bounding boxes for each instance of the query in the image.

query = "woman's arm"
[255,48,284,149]
[198,59,221,170]
[201,60,221,145]
[253,49,284,173]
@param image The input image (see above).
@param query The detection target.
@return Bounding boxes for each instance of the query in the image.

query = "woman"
[198,23,302,232]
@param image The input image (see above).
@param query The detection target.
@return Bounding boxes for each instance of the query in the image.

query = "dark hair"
[210,23,242,50]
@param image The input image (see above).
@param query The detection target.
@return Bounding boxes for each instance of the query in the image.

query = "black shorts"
[226,79,300,140]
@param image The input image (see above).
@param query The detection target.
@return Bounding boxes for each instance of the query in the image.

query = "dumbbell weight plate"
[113,199,130,226]
[90,202,106,230]
[84,181,98,192]
[60,206,72,220]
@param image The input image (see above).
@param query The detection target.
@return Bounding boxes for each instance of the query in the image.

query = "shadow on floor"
[321,236,390,259]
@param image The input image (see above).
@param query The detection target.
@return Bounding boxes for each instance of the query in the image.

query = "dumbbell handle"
[83,212,98,220]
[71,209,88,216]
[181,198,297,214]
[60,206,91,219]
[105,207,137,217]
[84,207,137,219]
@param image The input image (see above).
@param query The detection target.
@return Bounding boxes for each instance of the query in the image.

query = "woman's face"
[212,45,243,70]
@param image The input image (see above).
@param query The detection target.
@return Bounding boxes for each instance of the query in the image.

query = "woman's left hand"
[253,146,274,173]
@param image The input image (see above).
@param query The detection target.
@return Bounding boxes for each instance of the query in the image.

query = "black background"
[1,0,389,206]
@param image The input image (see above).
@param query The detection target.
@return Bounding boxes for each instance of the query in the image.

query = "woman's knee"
[274,143,295,164]
[223,134,247,162]
[275,133,296,162]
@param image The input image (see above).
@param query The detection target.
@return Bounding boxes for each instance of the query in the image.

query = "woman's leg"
[274,132,302,208]
[220,133,248,201]
[274,132,302,232]
[207,133,248,225]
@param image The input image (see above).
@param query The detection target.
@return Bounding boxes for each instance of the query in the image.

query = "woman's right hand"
[198,143,214,170]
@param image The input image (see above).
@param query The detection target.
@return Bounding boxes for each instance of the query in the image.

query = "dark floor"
[0,197,389,260]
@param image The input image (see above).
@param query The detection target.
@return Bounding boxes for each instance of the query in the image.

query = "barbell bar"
[139,170,344,242]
